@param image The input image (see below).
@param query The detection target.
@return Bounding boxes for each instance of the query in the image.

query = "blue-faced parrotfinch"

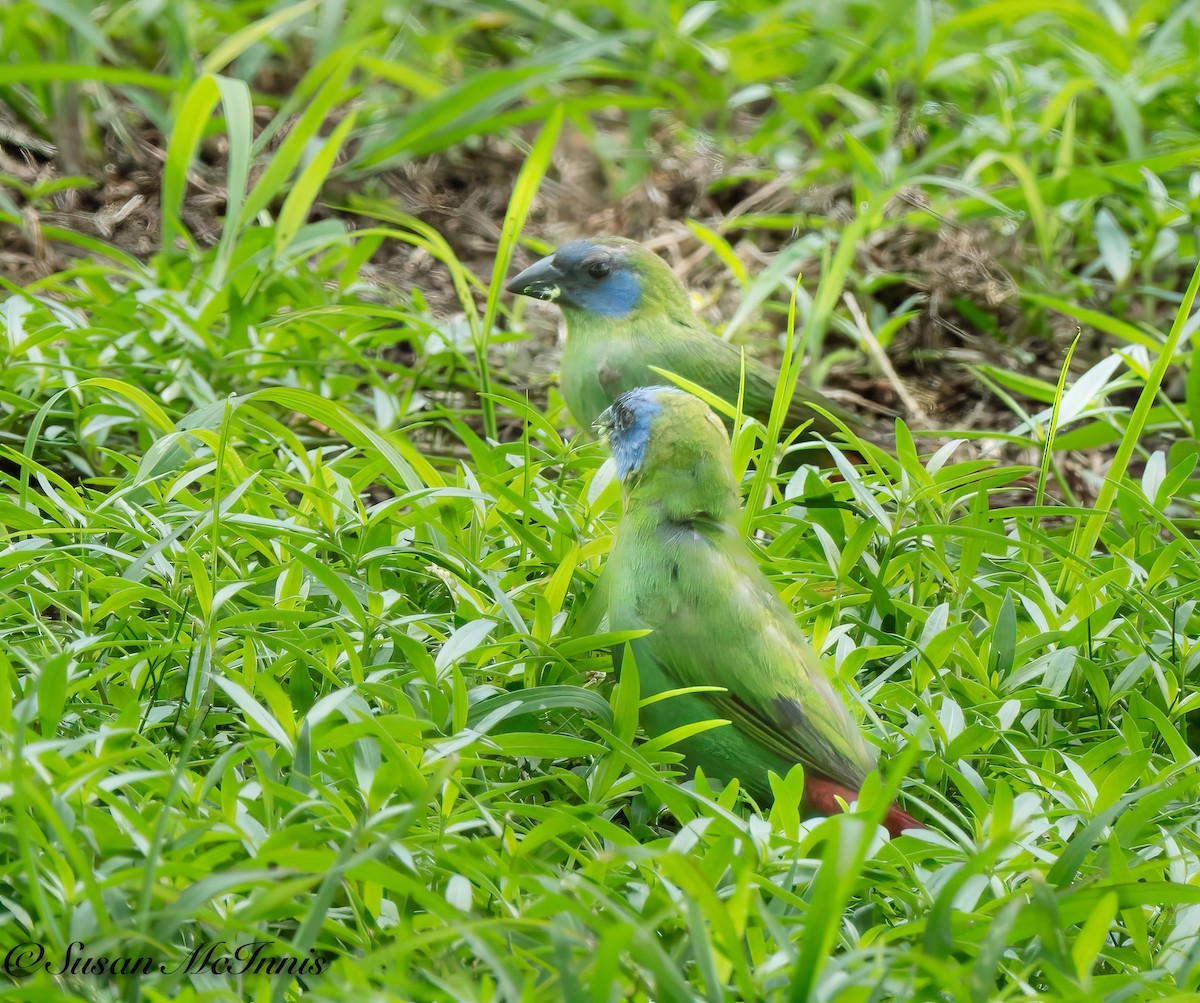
[596,385,921,836]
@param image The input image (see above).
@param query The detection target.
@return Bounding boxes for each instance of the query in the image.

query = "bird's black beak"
[505,254,562,302]
[593,405,615,440]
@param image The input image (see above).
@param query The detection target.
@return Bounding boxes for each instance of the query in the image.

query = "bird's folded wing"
[652,335,859,440]
[637,523,875,788]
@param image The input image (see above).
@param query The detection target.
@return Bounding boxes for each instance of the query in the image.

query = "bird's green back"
[605,393,876,794]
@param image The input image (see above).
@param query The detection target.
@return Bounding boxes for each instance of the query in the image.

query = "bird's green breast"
[560,308,698,430]
[560,313,665,430]
[561,333,637,431]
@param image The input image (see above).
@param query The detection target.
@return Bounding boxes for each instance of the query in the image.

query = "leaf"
[1094,207,1132,285]
[274,109,358,257]
[465,685,613,731]
[990,592,1017,677]
[435,619,498,673]
[201,0,321,73]
[687,219,750,286]
[1056,353,1124,425]
[161,75,222,261]
[1064,260,1200,587]
[213,675,296,753]
[481,104,563,437]
[1023,293,1159,349]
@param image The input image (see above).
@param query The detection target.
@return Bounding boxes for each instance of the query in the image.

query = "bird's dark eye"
[587,260,612,280]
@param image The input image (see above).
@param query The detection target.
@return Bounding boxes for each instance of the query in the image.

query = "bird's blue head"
[506,238,643,317]
[594,386,687,478]
[597,387,738,518]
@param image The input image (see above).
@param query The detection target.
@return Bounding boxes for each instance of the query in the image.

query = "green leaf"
[466,685,613,730]
[1094,207,1132,285]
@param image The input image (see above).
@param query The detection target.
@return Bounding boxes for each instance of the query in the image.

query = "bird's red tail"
[803,775,925,837]
[882,803,924,839]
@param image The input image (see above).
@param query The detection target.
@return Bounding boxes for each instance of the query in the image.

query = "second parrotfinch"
[596,385,921,836]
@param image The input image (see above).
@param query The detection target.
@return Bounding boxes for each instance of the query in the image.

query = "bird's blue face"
[506,240,642,317]
[595,386,680,478]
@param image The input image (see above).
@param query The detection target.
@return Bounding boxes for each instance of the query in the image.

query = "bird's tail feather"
[803,775,925,838]
[882,803,924,839]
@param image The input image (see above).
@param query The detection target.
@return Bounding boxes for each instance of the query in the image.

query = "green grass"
[2,1,1200,1000]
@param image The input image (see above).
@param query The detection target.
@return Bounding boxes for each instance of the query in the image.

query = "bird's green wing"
[611,518,875,788]
[650,330,859,440]
[563,307,861,442]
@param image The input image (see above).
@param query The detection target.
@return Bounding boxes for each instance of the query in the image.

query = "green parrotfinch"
[507,236,860,443]
[596,385,921,836]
